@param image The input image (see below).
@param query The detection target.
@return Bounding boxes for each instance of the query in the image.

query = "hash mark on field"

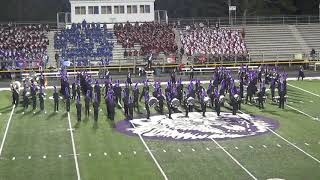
[28,156,31,160]
[263,145,267,148]
[12,157,15,160]
[299,101,304,104]
[249,146,254,149]
[104,152,107,156]
[118,152,122,155]
[206,147,210,151]
[191,148,195,152]
[277,144,281,147]
[305,143,310,146]
[235,147,239,150]
[163,150,166,153]
[310,100,314,103]
[177,149,181,153]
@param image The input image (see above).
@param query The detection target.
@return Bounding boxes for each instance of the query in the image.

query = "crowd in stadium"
[54,22,114,66]
[114,22,178,56]
[180,27,248,62]
[0,24,49,69]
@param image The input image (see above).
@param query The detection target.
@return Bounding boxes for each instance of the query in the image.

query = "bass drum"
[187,97,195,106]
[171,98,180,108]
[149,97,159,108]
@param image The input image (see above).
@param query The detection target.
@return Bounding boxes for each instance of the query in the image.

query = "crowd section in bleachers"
[54,22,114,67]
[180,27,248,62]
[0,24,49,69]
[114,22,178,56]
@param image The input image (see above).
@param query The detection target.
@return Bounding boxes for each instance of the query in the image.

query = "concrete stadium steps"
[47,31,57,68]
[245,25,308,61]
[296,24,320,51]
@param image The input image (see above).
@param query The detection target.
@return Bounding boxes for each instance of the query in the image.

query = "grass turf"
[0,80,319,179]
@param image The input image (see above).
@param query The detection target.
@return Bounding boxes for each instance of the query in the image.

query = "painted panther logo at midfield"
[116,112,279,141]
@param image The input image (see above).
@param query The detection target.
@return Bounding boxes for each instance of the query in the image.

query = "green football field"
[0,79,320,180]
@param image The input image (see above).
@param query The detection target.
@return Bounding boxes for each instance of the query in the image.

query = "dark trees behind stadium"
[0,0,318,22]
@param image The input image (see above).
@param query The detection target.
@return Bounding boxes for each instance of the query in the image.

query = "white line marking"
[89,153,92,157]
[235,146,239,150]
[287,105,319,121]
[163,149,166,153]
[263,145,267,148]
[305,143,310,146]
[178,149,181,152]
[130,122,168,180]
[28,156,31,160]
[239,110,320,164]
[268,127,320,164]
[209,137,257,180]
[0,105,15,158]
[67,112,81,180]
[118,152,121,155]
[277,144,281,147]
[310,100,314,103]
[249,145,254,149]
[191,148,195,152]
[288,83,320,98]
[299,101,304,104]
[133,151,136,155]
[104,152,107,156]
[43,155,46,159]
[12,157,15,160]
[206,147,210,151]
[59,154,62,158]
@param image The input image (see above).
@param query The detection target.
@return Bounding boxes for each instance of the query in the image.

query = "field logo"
[116,112,278,141]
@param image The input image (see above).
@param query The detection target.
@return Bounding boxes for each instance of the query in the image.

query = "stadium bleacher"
[179,27,248,63]
[54,22,114,67]
[114,22,178,56]
[0,24,49,70]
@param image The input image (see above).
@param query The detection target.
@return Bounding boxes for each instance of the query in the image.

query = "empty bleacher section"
[0,24,49,70]
[179,27,248,63]
[244,25,309,62]
[54,23,114,67]
[296,24,320,59]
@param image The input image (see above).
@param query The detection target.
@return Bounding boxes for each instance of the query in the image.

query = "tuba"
[171,98,180,108]
[149,97,159,108]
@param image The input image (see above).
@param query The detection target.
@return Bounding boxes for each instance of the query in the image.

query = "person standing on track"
[53,86,59,112]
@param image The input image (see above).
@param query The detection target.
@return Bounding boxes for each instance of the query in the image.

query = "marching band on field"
[10,65,294,122]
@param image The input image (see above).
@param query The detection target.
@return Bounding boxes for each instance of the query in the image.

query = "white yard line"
[286,105,319,122]
[288,83,320,98]
[130,122,168,180]
[239,110,320,165]
[209,137,258,180]
[0,105,15,157]
[67,112,81,180]
[266,127,320,164]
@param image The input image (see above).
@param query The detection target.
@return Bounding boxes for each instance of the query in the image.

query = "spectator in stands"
[310,48,316,60]
[0,24,49,70]
[180,27,248,62]
[114,22,177,56]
